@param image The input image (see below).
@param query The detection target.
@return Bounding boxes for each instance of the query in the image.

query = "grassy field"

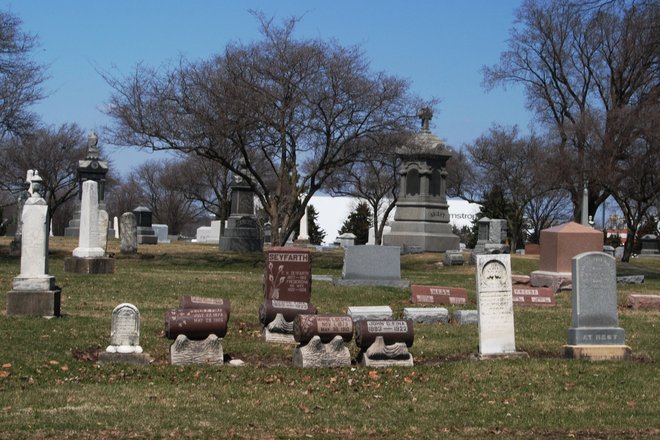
[0,237,658,439]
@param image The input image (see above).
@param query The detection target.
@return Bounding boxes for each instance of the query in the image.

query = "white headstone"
[476,254,516,355]
[347,305,393,321]
[113,216,119,239]
[72,180,105,258]
[12,185,56,291]
[106,303,143,354]
[98,209,109,252]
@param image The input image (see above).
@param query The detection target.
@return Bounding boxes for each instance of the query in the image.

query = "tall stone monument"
[64,180,114,273]
[563,252,631,360]
[219,162,262,252]
[133,206,158,245]
[383,108,459,252]
[64,131,114,238]
[7,174,61,316]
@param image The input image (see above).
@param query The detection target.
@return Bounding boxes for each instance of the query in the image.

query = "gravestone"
[383,108,459,252]
[469,218,509,263]
[261,247,315,343]
[334,245,409,288]
[475,254,526,359]
[512,286,555,306]
[98,209,109,252]
[119,212,138,254]
[64,180,114,274]
[625,294,660,310]
[6,174,61,316]
[402,307,449,324]
[337,233,356,248]
[64,132,114,238]
[196,220,222,244]
[133,206,158,244]
[293,315,353,368]
[530,221,603,291]
[347,306,393,321]
[640,234,659,255]
[410,285,468,305]
[453,310,478,325]
[219,162,262,252]
[614,246,625,259]
[99,304,152,365]
[113,216,119,239]
[355,320,414,367]
[170,335,224,365]
[602,245,615,257]
[563,252,631,360]
[443,250,464,266]
[152,224,171,243]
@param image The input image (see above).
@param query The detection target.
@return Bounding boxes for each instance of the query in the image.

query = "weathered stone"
[72,180,105,258]
[152,224,171,243]
[105,303,143,354]
[165,308,228,340]
[347,305,393,321]
[357,336,414,367]
[170,334,223,365]
[402,307,448,324]
[476,254,519,356]
[293,335,351,368]
[453,310,478,325]
[625,294,660,309]
[354,319,414,349]
[443,250,464,266]
[617,275,644,284]
[119,212,138,254]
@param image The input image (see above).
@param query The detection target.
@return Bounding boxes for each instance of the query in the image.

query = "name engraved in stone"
[478,290,514,337]
[531,297,551,303]
[514,289,539,296]
[450,297,467,304]
[272,300,309,310]
[189,296,225,305]
[268,253,309,262]
[416,295,434,303]
[317,317,353,333]
[430,288,450,295]
[367,321,409,333]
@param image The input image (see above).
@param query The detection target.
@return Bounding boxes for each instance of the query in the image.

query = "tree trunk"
[621,228,636,262]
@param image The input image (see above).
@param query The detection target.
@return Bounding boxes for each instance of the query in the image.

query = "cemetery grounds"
[0,237,658,439]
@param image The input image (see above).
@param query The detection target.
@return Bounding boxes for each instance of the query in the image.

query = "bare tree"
[326,132,407,245]
[103,15,421,245]
[483,0,659,221]
[175,155,232,221]
[0,123,87,230]
[0,10,47,140]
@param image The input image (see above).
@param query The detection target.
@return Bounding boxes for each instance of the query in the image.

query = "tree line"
[0,2,658,261]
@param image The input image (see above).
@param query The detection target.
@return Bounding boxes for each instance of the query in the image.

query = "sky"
[3,1,532,240]
[3,0,533,176]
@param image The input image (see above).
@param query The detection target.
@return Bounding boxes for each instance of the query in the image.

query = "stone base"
[98,352,153,366]
[293,336,351,368]
[262,328,296,344]
[530,270,572,292]
[358,337,414,367]
[333,278,410,289]
[567,327,626,345]
[6,288,61,316]
[383,229,460,253]
[64,257,115,274]
[219,234,263,252]
[453,310,478,325]
[137,235,158,245]
[562,345,632,361]
[170,334,224,365]
[625,294,660,309]
[472,351,529,361]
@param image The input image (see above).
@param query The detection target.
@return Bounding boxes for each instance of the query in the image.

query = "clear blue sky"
[3,0,532,177]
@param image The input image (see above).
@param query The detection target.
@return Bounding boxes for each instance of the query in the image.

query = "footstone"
[476,254,521,356]
[402,307,449,324]
[170,334,224,365]
[566,252,627,347]
[347,306,393,321]
[453,310,478,325]
[625,294,660,310]
[443,250,464,266]
[512,286,555,306]
[410,285,468,305]
[617,275,644,284]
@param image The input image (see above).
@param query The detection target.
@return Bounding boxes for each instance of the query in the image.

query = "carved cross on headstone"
[417,107,433,131]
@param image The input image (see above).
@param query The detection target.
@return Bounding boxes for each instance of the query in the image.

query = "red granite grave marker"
[512,286,555,306]
[264,247,312,302]
[410,285,468,305]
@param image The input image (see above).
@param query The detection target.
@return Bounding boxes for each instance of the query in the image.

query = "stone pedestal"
[293,336,351,368]
[562,345,632,361]
[219,216,262,251]
[531,222,602,291]
[64,257,115,274]
[170,334,224,365]
[7,289,61,316]
[357,336,414,367]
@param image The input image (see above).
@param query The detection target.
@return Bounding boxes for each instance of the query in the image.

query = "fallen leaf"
[60,365,69,372]
[298,403,310,414]
[0,371,10,378]
[368,370,379,380]
[1,363,11,369]
[403,377,413,383]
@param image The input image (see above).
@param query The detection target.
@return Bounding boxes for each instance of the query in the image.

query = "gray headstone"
[567,252,625,345]
[614,246,624,259]
[120,212,138,254]
[98,209,109,252]
[476,254,516,355]
[152,224,171,243]
[342,245,400,280]
[106,303,142,354]
[443,250,464,266]
[453,310,478,325]
[347,306,393,321]
[402,307,449,324]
